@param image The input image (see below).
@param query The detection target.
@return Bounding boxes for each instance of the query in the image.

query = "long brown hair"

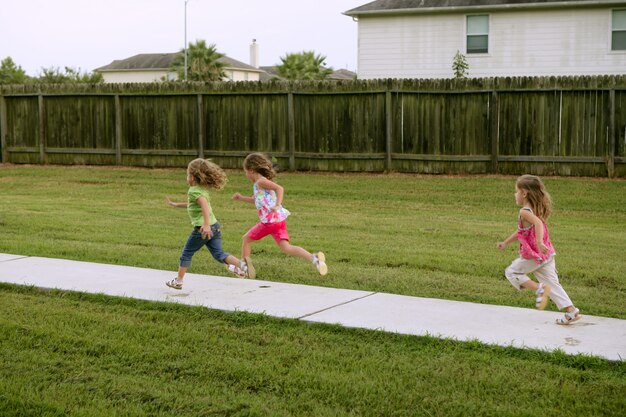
[243,153,276,180]
[516,174,552,221]
[187,158,228,190]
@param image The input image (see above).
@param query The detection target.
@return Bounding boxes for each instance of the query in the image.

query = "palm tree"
[276,51,333,80]
[171,40,227,82]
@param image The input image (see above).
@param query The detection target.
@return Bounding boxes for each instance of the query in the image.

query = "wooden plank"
[489,90,499,173]
[38,94,46,164]
[115,95,122,165]
[288,92,295,171]
[608,89,616,178]
[385,90,392,171]
[205,150,290,158]
[197,94,204,158]
[498,155,605,163]
[295,152,386,160]
[44,148,116,155]
[0,95,7,163]
[392,153,491,162]
[6,146,39,153]
[121,149,198,156]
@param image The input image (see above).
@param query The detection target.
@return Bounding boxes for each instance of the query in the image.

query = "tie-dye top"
[517,207,555,264]
[253,182,290,224]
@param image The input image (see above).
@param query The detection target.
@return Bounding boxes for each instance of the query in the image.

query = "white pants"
[504,257,573,310]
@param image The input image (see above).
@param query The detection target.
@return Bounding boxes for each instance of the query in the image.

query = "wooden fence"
[1,77,625,177]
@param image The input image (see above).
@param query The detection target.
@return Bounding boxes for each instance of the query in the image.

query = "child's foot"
[166,278,183,290]
[556,308,582,325]
[241,257,256,279]
[313,252,328,276]
[227,264,245,278]
[535,283,551,310]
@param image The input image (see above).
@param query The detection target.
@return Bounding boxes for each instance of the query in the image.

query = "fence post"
[288,91,295,171]
[38,94,46,164]
[197,94,204,158]
[0,95,7,163]
[385,87,392,172]
[490,90,499,173]
[114,95,122,165]
[608,89,615,178]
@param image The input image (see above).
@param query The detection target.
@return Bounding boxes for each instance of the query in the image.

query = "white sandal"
[227,264,245,278]
[313,252,328,276]
[556,308,581,325]
[535,283,551,310]
[242,257,256,279]
[165,278,183,290]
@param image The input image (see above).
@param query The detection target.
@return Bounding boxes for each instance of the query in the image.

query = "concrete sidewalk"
[1,253,624,361]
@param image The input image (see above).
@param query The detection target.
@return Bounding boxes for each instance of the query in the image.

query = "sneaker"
[313,252,328,276]
[556,308,582,325]
[166,278,183,290]
[535,283,551,310]
[227,264,245,278]
[241,257,256,279]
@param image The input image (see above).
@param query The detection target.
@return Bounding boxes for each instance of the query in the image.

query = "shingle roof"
[95,53,178,71]
[345,0,623,15]
[95,53,261,72]
[259,66,356,81]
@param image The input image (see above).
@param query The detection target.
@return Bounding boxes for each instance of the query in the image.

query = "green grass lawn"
[1,164,625,416]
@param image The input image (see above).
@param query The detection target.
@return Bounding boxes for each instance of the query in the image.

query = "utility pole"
[184,0,190,81]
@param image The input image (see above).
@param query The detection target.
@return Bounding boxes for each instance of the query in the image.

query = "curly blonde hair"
[243,153,276,180]
[516,174,552,221]
[187,158,228,190]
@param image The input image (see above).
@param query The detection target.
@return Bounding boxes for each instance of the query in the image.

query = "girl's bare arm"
[232,192,255,204]
[496,231,518,250]
[165,196,188,208]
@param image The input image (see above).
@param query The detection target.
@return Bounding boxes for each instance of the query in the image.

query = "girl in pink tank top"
[496,175,581,325]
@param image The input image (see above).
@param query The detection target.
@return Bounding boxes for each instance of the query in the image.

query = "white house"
[95,53,265,83]
[345,0,626,79]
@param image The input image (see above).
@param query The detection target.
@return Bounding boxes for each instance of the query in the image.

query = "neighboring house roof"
[259,66,281,81]
[96,54,355,81]
[95,53,263,73]
[259,66,356,81]
[345,0,625,15]
[327,69,357,80]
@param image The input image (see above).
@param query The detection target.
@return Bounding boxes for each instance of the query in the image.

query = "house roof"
[345,0,626,16]
[327,69,357,80]
[95,53,262,72]
[259,66,356,81]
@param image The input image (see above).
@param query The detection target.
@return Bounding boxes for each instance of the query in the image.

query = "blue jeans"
[179,223,230,268]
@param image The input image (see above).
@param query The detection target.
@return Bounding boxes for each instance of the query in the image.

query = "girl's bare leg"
[242,234,254,258]
[176,266,187,282]
[277,240,313,262]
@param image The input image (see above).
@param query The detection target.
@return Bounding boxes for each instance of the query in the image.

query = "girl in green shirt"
[165,159,244,290]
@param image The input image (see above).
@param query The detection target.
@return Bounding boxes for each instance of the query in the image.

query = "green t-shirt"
[187,186,218,226]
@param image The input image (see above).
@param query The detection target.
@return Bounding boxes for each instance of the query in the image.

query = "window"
[612,10,626,51]
[467,15,489,54]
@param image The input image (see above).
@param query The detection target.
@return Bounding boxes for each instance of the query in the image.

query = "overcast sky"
[0,0,367,77]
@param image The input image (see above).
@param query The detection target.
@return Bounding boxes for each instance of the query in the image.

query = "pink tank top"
[517,208,555,264]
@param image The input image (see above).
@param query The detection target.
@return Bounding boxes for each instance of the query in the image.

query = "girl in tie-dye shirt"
[232,152,327,278]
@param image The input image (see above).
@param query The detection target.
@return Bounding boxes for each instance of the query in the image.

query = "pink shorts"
[246,221,289,244]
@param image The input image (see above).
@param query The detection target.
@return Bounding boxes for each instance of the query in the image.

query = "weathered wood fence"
[1,77,625,176]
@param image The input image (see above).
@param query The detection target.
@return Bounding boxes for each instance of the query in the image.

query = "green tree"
[276,51,333,80]
[171,40,227,82]
[452,50,469,79]
[0,57,29,84]
[34,67,103,84]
